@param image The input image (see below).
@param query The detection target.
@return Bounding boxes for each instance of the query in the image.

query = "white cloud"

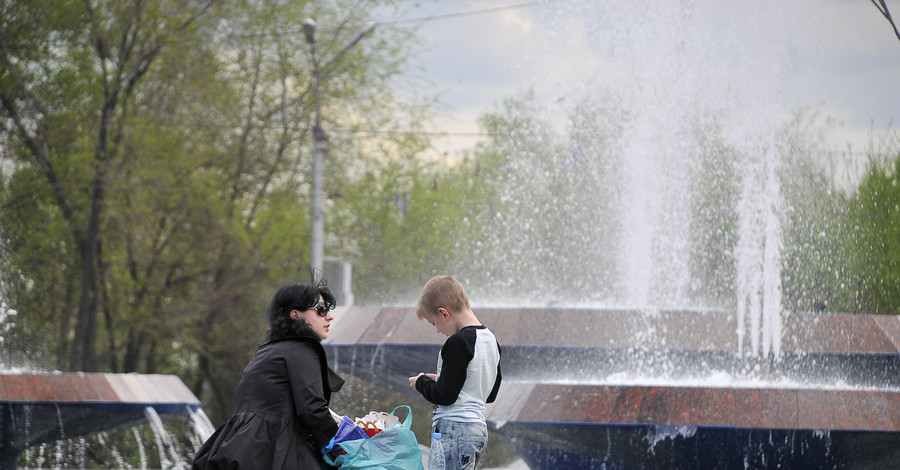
[394,0,899,157]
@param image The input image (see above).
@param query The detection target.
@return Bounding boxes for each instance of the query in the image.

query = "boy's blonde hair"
[416,275,470,320]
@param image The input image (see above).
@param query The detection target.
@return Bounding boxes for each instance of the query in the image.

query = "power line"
[229,2,540,39]
[377,2,539,26]
[163,121,496,138]
[336,128,490,138]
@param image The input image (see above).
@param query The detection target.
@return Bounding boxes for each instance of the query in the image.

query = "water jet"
[0,372,207,469]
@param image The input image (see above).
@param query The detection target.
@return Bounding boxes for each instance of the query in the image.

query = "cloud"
[398,0,899,157]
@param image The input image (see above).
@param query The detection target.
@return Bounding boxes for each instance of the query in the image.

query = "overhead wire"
[218,2,544,141]
[376,1,539,26]
[228,1,541,38]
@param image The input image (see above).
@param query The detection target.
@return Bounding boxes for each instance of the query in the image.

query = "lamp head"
[302,18,316,44]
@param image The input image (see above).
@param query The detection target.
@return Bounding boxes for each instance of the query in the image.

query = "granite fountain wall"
[324,305,900,469]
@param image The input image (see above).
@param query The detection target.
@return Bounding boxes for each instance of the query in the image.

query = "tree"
[446,91,628,304]
[687,118,740,309]
[329,149,468,304]
[0,0,218,371]
[773,112,849,314]
[459,92,566,302]
[842,147,900,314]
[1,0,434,425]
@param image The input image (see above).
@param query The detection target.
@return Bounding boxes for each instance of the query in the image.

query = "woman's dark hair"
[266,270,335,342]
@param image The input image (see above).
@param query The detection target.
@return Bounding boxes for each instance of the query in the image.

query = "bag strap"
[390,405,413,429]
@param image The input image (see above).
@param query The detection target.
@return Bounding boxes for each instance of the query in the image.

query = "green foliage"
[775,113,850,314]
[459,92,581,301]
[0,0,433,426]
[447,92,632,303]
[840,151,900,314]
[0,163,76,368]
[327,145,477,304]
[1,0,233,372]
[687,118,739,308]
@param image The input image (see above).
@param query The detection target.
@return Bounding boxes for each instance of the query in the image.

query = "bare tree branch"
[872,0,900,42]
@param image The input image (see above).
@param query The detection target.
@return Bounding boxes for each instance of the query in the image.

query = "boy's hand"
[408,373,437,390]
[408,373,424,390]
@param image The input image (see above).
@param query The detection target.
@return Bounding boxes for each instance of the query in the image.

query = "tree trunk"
[70,227,100,371]
[69,172,105,372]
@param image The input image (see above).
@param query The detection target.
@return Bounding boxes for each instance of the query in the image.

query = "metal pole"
[311,117,325,272]
[305,19,325,272]
[304,19,375,273]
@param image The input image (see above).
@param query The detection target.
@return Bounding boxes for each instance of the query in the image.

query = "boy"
[408,275,502,470]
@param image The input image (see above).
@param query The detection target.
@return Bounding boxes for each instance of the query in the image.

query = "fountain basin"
[489,382,900,469]
[324,306,900,469]
[0,372,202,469]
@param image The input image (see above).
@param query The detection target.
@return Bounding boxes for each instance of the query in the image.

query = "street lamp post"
[303,19,325,273]
[303,18,374,273]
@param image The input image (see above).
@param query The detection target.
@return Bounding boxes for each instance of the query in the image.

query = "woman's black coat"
[192,328,344,470]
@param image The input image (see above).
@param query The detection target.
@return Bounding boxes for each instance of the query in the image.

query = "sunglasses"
[310,301,331,317]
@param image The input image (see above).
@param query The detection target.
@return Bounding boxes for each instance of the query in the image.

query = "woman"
[192,275,343,470]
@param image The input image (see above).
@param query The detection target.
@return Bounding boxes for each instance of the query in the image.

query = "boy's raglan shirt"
[416,325,502,423]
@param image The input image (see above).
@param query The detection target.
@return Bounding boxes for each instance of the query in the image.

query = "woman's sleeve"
[285,343,339,449]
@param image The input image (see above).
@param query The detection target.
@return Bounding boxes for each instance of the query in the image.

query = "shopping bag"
[322,405,424,470]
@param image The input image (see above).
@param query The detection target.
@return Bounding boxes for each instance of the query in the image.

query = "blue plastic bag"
[322,405,424,470]
[322,415,372,456]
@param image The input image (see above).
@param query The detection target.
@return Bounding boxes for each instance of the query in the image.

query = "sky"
[377,0,900,178]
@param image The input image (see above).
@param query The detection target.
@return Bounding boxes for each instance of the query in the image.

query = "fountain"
[0,372,209,469]
[1,1,895,468]
[322,3,900,468]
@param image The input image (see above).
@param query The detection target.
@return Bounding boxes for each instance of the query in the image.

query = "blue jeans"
[429,419,488,470]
